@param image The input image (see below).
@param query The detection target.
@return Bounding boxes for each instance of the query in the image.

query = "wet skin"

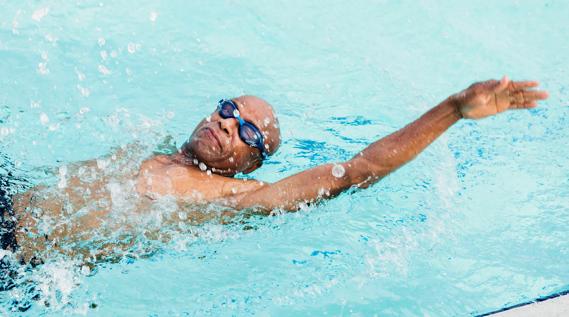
[11,78,549,263]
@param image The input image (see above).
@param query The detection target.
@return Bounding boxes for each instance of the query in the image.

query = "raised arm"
[230,77,548,212]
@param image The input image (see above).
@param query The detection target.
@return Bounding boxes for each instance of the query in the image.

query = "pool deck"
[482,293,569,317]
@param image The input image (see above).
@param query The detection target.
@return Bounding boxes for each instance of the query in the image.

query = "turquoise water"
[1,0,569,315]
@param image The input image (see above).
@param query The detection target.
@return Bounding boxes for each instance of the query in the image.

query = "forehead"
[232,99,274,132]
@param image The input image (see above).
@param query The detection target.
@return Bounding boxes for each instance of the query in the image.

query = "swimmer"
[1,76,549,267]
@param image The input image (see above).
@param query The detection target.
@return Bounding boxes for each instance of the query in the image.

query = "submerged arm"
[231,77,548,212]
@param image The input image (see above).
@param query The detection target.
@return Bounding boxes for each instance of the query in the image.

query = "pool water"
[1,0,569,315]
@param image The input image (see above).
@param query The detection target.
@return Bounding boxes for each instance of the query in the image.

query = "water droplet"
[231,187,237,194]
[97,37,106,46]
[193,159,198,165]
[75,69,86,81]
[45,33,56,42]
[98,65,111,75]
[96,159,108,170]
[228,157,234,163]
[37,62,49,75]
[77,85,90,97]
[0,127,14,137]
[57,165,67,189]
[127,43,137,54]
[198,162,207,171]
[149,11,158,22]
[31,7,49,22]
[81,265,91,275]
[206,116,211,122]
[39,113,49,125]
[332,164,345,178]
[264,117,270,126]
[178,212,188,220]
[206,170,212,176]
[232,109,240,117]
[100,50,108,60]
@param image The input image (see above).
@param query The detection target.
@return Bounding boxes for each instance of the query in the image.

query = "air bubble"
[100,50,108,60]
[97,37,106,46]
[332,164,345,178]
[206,116,211,122]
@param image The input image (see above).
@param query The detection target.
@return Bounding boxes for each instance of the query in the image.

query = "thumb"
[493,75,509,93]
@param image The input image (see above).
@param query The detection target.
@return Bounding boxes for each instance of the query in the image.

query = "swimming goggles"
[217,99,268,160]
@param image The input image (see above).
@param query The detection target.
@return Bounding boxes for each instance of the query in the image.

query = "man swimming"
[1,76,549,268]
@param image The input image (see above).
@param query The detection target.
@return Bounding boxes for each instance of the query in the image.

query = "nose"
[219,117,238,136]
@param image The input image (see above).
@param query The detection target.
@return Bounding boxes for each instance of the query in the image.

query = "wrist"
[447,94,464,120]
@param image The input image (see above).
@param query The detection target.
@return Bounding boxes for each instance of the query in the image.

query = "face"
[182,95,281,176]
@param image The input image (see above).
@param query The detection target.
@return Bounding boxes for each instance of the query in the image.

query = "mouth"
[203,127,223,151]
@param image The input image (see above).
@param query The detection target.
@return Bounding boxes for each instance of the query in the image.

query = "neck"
[170,152,196,166]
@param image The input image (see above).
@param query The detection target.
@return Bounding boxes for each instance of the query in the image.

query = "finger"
[522,90,549,100]
[494,75,509,93]
[510,100,537,109]
[511,81,539,89]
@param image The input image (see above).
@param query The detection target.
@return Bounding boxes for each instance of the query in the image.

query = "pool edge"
[475,289,569,316]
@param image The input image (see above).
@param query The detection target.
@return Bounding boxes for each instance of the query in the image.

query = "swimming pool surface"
[1,0,568,315]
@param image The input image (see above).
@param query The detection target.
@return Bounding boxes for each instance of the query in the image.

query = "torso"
[12,154,264,263]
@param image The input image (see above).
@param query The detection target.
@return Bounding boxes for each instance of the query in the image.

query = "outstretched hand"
[453,76,549,120]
